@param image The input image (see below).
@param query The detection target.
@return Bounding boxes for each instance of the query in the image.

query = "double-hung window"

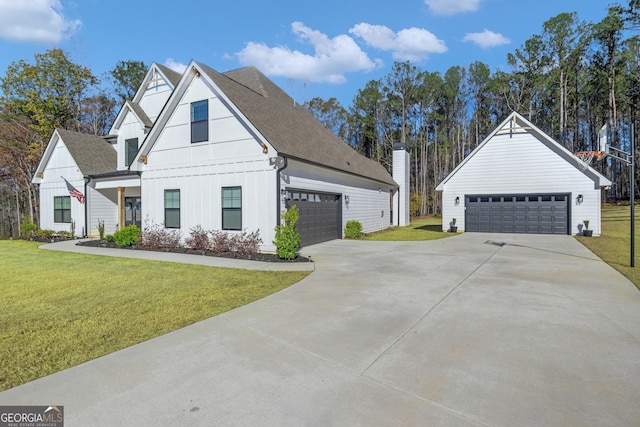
[191,100,208,143]
[222,187,242,230]
[125,138,138,166]
[164,189,180,228]
[54,196,71,223]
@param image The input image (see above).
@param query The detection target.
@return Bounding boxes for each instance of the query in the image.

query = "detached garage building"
[436,112,611,236]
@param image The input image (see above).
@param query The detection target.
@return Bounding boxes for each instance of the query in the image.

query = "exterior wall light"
[577,194,583,204]
[344,195,350,204]
[455,196,460,206]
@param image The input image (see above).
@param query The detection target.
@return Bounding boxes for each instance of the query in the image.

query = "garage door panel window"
[465,193,569,235]
[222,187,242,230]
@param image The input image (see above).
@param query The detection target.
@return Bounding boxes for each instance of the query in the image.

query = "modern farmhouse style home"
[437,112,612,236]
[33,61,405,250]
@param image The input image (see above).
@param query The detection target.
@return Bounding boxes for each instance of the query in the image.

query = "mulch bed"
[76,239,312,263]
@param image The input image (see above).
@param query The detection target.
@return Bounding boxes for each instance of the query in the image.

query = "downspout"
[83,176,90,237]
[276,156,288,226]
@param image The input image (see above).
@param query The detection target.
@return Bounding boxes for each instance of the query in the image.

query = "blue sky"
[0,0,615,108]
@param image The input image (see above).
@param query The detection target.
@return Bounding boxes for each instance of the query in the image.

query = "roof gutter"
[276,156,288,226]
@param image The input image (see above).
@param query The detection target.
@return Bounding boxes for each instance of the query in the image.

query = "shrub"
[113,225,140,247]
[273,206,300,260]
[70,220,76,238]
[209,230,231,253]
[231,230,263,256]
[20,218,38,237]
[140,223,181,249]
[185,225,210,251]
[104,234,115,243]
[98,220,106,240]
[34,229,54,239]
[344,220,363,239]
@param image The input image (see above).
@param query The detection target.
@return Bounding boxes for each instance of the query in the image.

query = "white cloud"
[236,22,377,84]
[0,0,80,43]
[350,23,447,62]
[424,0,481,16]
[164,58,187,73]
[463,29,510,48]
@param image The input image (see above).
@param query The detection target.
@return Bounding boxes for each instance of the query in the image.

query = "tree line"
[305,3,640,216]
[0,50,146,236]
[0,3,638,237]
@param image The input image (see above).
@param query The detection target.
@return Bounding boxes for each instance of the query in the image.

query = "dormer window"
[125,138,138,166]
[191,100,208,143]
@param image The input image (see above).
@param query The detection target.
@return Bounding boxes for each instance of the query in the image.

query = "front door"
[124,197,141,228]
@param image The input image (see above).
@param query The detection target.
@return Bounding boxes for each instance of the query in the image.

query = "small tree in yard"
[273,205,300,260]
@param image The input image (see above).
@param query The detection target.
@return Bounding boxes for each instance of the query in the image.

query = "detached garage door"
[465,194,569,234]
[286,190,341,247]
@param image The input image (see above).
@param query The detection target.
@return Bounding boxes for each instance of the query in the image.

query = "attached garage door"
[465,194,569,234]
[286,190,341,247]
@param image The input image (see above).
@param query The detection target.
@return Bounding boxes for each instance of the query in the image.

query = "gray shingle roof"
[198,63,397,187]
[126,100,153,128]
[155,63,182,87]
[56,129,116,176]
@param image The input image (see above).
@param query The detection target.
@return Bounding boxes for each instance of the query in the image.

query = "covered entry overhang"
[88,171,141,230]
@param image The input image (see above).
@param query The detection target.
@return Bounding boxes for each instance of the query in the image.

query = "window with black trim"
[125,138,138,166]
[54,196,71,223]
[222,186,241,230]
[164,189,180,228]
[191,100,208,143]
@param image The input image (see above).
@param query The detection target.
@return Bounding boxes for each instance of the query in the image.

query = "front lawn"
[576,204,640,290]
[0,240,309,391]
[363,216,451,241]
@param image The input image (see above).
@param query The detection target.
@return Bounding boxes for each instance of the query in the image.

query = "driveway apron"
[2,233,639,426]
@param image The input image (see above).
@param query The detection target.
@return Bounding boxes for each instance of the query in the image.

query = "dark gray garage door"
[465,194,569,234]
[286,190,341,247]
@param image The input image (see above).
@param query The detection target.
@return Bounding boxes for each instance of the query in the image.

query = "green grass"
[363,216,452,241]
[576,204,640,290]
[0,240,309,391]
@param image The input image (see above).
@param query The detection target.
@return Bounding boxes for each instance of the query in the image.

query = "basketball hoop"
[574,150,603,171]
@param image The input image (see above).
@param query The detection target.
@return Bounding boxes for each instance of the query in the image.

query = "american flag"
[62,177,85,203]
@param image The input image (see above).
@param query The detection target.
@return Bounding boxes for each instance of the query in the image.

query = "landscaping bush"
[97,220,105,240]
[231,230,262,256]
[104,234,115,243]
[273,206,300,260]
[20,218,38,237]
[113,225,140,247]
[33,229,54,239]
[344,220,363,239]
[210,230,231,253]
[185,225,210,251]
[140,224,181,249]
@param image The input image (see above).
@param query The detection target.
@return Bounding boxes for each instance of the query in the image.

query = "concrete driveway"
[2,233,640,426]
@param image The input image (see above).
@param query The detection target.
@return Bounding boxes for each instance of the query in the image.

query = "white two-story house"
[33,61,401,250]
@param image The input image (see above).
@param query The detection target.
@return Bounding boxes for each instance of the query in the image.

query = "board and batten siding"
[440,130,603,235]
[285,160,393,236]
[139,76,278,250]
[116,109,146,170]
[137,72,174,123]
[37,140,85,235]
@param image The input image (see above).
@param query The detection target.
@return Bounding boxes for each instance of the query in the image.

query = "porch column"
[117,187,125,230]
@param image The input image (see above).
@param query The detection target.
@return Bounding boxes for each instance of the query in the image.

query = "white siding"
[440,130,604,235]
[116,109,145,170]
[37,140,85,236]
[137,73,174,122]
[285,160,394,236]
[87,187,118,237]
[140,76,278,250]
[392,146,410,226]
